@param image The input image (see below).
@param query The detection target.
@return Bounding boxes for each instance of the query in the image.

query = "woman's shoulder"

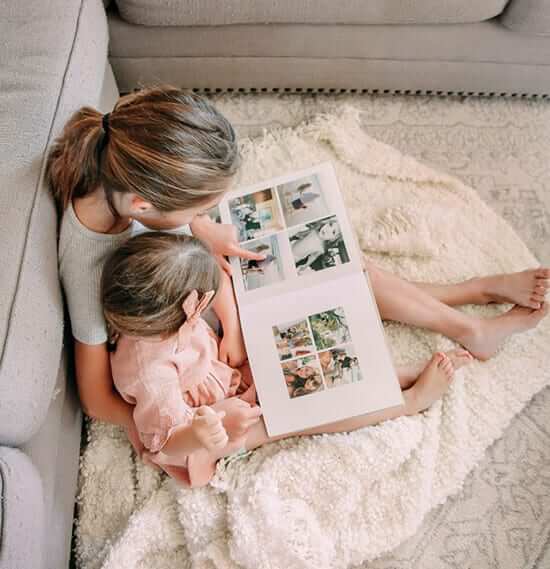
[59,202,133,266]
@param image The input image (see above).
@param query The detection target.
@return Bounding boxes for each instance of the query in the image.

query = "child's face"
[296,365,315,378]
[318,221,341,241]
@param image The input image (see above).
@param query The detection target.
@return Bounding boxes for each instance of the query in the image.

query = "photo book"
[219,162,403,436]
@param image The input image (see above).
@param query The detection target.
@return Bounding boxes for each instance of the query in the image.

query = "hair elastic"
[102,112,111,134]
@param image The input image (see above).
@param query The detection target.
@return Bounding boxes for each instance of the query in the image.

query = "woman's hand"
[191,406,229,452]
[190,215,265,274]
[219,329,248,368]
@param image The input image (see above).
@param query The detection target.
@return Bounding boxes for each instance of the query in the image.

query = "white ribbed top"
[58,203,191,345]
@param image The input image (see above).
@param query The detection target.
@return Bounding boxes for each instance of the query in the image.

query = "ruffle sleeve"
[133,371,195,454]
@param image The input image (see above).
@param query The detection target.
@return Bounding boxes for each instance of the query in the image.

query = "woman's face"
[123,193,223,230]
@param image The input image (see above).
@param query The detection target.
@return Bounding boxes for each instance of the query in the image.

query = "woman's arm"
[74,340,134,425]
[212,269,240,335]
[74,340,145,455]
[212,269,247,367]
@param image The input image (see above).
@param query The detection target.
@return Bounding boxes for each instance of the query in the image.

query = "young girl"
[102,232,467,487]
[46,83,548,462]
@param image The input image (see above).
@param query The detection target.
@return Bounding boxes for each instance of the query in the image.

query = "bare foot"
[403,353,454,414]
[458,303,549,361]
[398,349,473,389]
[474,268,550,309]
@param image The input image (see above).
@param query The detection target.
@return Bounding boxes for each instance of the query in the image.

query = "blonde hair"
[101,232,220,339]
[46,84,240,213]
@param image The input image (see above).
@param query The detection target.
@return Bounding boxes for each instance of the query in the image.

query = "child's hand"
[219,329,247,368]
[191,406,229,452]
[222,399,263,440]
[189,215,265,275]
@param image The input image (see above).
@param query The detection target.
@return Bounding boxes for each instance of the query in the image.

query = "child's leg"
[245,352,455,451]
[364,261,548,360]
[396,348,473,389]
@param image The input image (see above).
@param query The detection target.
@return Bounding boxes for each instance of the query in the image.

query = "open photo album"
[219,162,403,436]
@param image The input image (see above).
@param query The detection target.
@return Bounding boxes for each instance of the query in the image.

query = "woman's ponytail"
[47,85,241,214]
[46,107,104,211]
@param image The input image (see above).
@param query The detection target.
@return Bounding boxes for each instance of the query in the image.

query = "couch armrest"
[0,0,109,446]
[0,447,44,569]
[501,0,550,35]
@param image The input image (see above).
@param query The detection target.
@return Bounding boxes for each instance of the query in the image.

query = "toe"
[536,268,550,279]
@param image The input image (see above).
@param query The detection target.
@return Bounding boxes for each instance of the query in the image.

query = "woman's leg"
[364,261,548,360]
[410,268,550,309]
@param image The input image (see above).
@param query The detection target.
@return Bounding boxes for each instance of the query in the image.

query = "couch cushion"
[113,0,508,26]
[0,0,109,445]
[0,447,44,569]
[501,0,550,35]
[108,11,550,64]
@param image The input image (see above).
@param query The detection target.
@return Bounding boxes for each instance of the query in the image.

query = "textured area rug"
[208,93,550,569]
[74,105,550,569]
[209,93,550,267]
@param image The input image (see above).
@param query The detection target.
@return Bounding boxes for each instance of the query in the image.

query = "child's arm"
[212,268,247,367]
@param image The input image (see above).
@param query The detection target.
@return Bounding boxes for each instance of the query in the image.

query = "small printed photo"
[319,345,363,388]
[309,306,351,350]
[287,215,350,275]
[281,355,325,399]
[276,174,329,227]
[272,318,315,361]
[228,188,285,242]
[239,235,285,291]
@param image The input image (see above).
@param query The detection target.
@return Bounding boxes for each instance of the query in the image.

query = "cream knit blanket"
[75,105,550,569]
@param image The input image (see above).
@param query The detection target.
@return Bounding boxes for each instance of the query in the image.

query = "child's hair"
[46,84,240,213]
[101,232,221,339]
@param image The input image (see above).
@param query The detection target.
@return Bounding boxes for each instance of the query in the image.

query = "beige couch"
[0,1,119,568]
[108,0,550,96]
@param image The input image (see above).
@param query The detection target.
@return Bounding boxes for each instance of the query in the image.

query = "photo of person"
[309,306,351,350]
[239,236,285,291]
[281,355,325,399]
[228,188,285,242]
[318,345,363,388]
[287,215,350,275]
[276,174,329,227]
[272,318,315,361]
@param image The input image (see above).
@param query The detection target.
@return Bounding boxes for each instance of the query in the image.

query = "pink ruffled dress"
[110,290,257,487]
